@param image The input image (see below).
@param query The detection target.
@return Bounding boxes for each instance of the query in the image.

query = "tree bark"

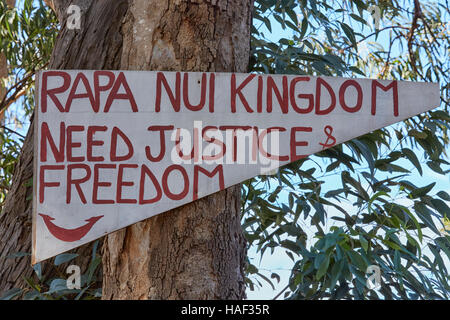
[0,0,252,299]
[0,0,128,296]
[101,0,252,300]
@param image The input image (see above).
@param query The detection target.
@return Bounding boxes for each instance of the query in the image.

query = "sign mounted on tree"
[32,70,439,263]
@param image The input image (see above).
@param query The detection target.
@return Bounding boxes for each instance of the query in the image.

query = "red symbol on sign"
[319,125,336,149]
[39,214,103,242]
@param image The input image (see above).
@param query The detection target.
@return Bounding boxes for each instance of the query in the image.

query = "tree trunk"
[101,0,252,300]
[0,0,128,295]
[0,0,252,299]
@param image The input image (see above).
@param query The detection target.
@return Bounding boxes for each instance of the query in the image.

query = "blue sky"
[246,1,449,299]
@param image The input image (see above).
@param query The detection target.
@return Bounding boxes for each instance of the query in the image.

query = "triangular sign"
[32,70,439,263]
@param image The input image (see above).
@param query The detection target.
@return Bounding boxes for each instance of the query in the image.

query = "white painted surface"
[33,70,439,263]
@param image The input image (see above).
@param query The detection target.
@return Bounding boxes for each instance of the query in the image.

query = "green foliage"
[0,0,57,211]
[0,240,102,300]
[244,0,450,299]
[0,128,22,207]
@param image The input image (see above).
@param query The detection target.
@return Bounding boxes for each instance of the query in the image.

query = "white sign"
[32,70,439,263]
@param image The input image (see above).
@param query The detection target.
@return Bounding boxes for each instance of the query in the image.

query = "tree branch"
[0,125,26,138]
[408,0,423,78]
[342,25,409,52]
